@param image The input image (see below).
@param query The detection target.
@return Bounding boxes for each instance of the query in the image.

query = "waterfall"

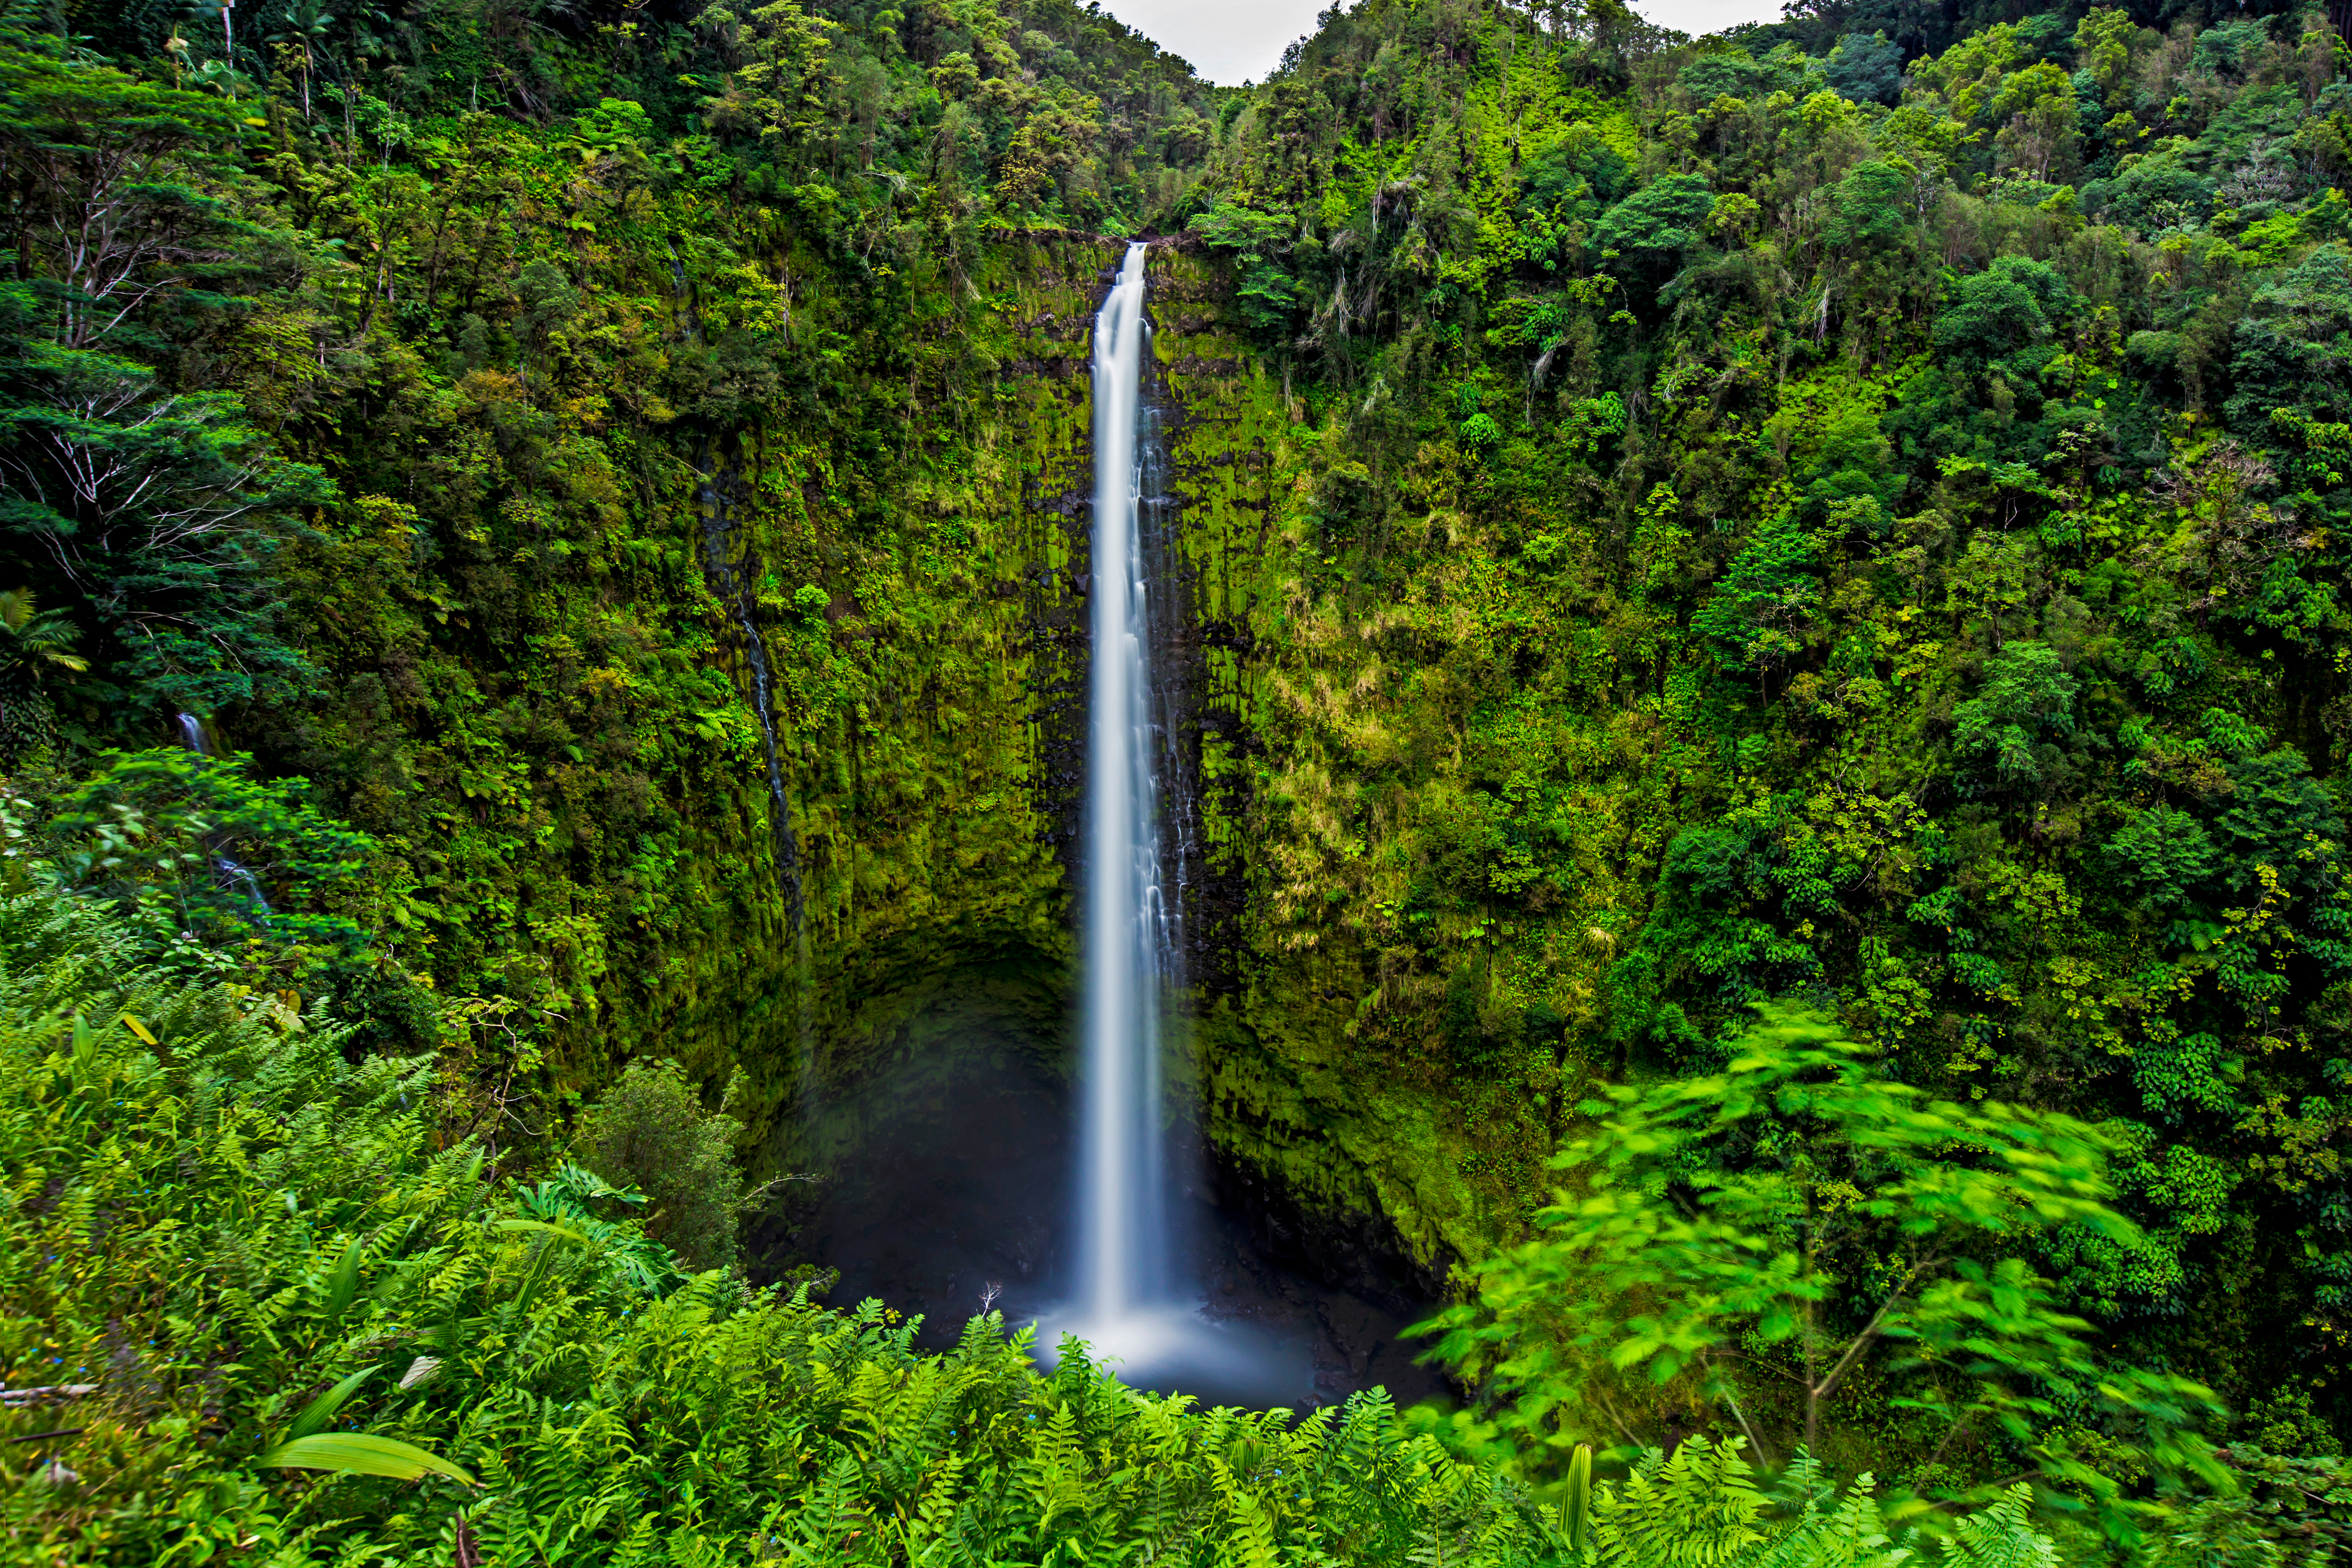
[670,245,805,931]
[1034,245,1308,1402]
[1076,241,1177,1326]
[694,461,806,932]
[171,714,271,917]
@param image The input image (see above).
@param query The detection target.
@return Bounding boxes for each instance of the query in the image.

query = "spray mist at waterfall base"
[1030,1304,1302,1405]
[757,1036,1450,1413]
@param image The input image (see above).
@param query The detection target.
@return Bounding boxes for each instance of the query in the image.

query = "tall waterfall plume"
[1076,240,1177,1326]
[1040,244,1313,1403]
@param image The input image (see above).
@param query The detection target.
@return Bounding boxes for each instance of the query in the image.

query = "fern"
[1935,1487,2058,1568]
[0,888,2176,1567]
[1598,1439,1772,1568]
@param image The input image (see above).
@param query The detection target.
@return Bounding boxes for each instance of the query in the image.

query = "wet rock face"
[1208,1144,1447,1321]
[1144,250,1275,1005]
[739,239,1466,1355]
[1015,241,1252,1001]
[1200,1144,1457,1409]
[1013,250,1104,902]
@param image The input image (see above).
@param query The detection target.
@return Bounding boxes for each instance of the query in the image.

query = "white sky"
[1097,0,1783,86]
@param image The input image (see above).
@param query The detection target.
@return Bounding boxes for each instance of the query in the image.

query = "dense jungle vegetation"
[14,0,2352,1552]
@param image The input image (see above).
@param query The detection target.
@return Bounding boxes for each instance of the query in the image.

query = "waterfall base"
[1032,1305,1314,1409]
[754,1021,1450,1412]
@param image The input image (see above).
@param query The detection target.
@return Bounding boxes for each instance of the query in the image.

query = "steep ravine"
[670,237,1480,1308]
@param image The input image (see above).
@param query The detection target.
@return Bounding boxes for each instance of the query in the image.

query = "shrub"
[578,1056,748,1271]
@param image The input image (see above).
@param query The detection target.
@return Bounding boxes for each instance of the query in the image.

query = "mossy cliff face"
[1138,247,1548,1285]
[244,186,1511,1281]
[666,235,1120,1166]
[684,236,1491,1285]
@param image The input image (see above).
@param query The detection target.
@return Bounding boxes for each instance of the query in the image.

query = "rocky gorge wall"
[657,235,1495,1293]
[244,193,1520,1294]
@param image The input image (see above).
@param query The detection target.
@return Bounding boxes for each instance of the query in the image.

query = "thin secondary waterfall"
[172,713,271,917]
[1076,241,1176,1326]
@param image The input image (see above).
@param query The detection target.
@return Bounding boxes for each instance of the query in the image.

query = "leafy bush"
[1418,1006,2226,1542]
[578,1056,751,1272]
[32,746,379,969]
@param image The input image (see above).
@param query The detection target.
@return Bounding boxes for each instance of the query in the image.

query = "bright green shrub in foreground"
[1,887,2074,1565]
[1420,1008,2228,1543]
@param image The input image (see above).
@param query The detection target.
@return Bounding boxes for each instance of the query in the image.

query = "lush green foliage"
[1422,1007,2225,1539]
[0,885,2093,1565]
[1180,0,2352,1468]
[7,0,2352,1529]
[578,1055,754,1270]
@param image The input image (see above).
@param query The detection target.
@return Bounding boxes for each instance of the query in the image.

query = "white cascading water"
[1050,244,1301,1401]
[1076,241,1173,1328]
[172,713,272,916]
[765,244,1333,1405]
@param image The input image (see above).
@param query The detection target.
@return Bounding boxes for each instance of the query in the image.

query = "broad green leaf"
[286,1363,378,1442]
[256,1433,474,1486]
[324,1236,363,1323]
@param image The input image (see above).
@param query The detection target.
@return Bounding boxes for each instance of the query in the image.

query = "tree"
[1693,513,1821,678]
[0,22,241,352]
[0,26,325,727]
[694,0,841,153]
[1824,161,1912,250]
[1989,62,2081,185]
[2229,249,2352,444]
[1678,50,1793,102]
[265,0,336,123]
[0,287,330,720]
[1951,642,2078,790]
[1823,34,1902,105]
[1595,173,1715,281]
[1933,257,2077,382]
[1193,201,1302,342]
[1420,1007,2225,1539]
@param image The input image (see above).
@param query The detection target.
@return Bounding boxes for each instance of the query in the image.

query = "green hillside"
[8,0,2352,1554]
